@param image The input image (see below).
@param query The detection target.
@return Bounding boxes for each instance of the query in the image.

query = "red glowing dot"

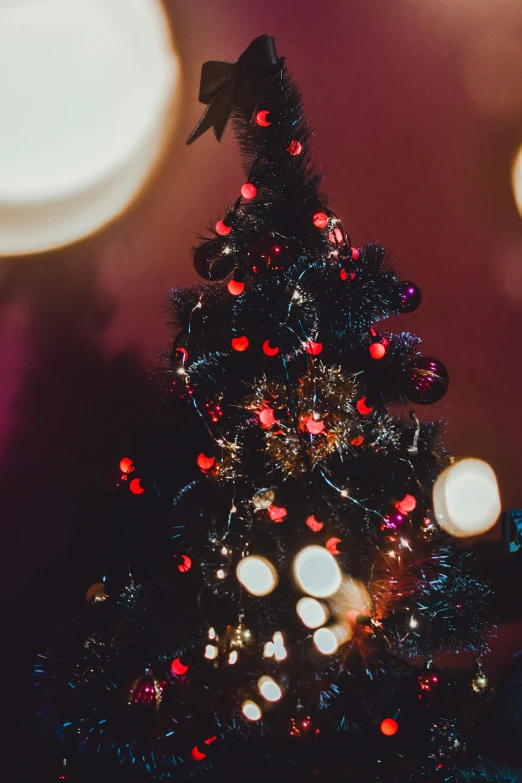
[191,746,206,761]
[305,340,323,356]
[288,140,302,156]
[306,515,324,532]
[340,268,347,281]
[351,247,360,260]
[396,494,417,514]
[305,417,325,435]
[119,457,134,474]
[312,211,329,229]
[351,435,365,446]
[258,407,276,427]
[129,478,145,495]
[241,183,257,200]
[176,346,188,362]
[357,398,373,415]
[177,554,192,573]
[255,110,271,127]
[197,453,216,471]
[369,343,386,360]
[215,219,231,236]
[231,335,249,352]
[328,228,343,244]
[204,736,217,745]
[263,339,279,357]
[380,718,399,736]
[227,279,244,296]
[170,657,189,676]
[325,537,341,555]
[269,504,287,522]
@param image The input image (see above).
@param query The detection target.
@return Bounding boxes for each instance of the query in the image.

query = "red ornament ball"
[232,335,249,352]
[269,504,287,522]
[191,746,207,761]
[305,417,324,435]
[255,110,271,127]
[402,356,449,405]
[170,657,189,676]
[177,554,192,573]
[356,398,373,415]
[369,343,386,360]
[241,183,257,200]
[227,279,244,296]
[313,211,329,229]
[305,340,323,356]
[258,407,276,427]
[351,247,360,260]
[119,457,134,474]
[248,236,291,274]
[197,453,215,471]
[396,494,416,514]
[129,478,145,495]
[215,219,232,236]
[288,139,302,156]
[263,340,279,357]
[380,718,399,736]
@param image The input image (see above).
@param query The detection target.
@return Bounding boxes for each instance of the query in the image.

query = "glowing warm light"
[305,340,323,356]
[268,505,287,522]
[242,700,262,721]
[325,537,341,555]
[236,556,278,596]
[119,457,134,474]
[204,644,218,660]
[208,627,216,640]
[0,0,178,256]
[170,657,188,676]
[396,494,417,514]
[129,478,145,494]
[258,676,282,702]
[306,515,324,532]
[262,340,279,356]
[293,545,342,598]
[191,746,206,761]
[305,416,325,435]
[313,625,349,655]
[264,631,287,660]
[241,183,257,199]
[197,453,215,471]
[380,718,399,736]
[216,569,225,580]
[177,554,192,573]
[369,343,386,360]
[513,145,522,219]
[258,407,276,427]
[228,650,238,665]
[356,398,372,415]
[288,140,302,156]
[215,219,231,236]
[296,597,329,629]
[255,110,271,127]
[313,211,329,229]
[433,458,501,537]
[227,279,245,296]
[231,336,249,352]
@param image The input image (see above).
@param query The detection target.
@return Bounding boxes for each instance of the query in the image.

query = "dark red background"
[1,0,522,750]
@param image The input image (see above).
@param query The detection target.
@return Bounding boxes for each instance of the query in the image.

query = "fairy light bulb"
[433,458,501,537]
[313,625,349,655]
[204,644,218,660]
[236,556,278,596]
[258,676,282,702]
[293,545,342,598]
[242,700,262,721]
[228,650,238,665]
[296,597,329,629]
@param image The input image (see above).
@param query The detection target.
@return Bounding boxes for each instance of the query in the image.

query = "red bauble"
[288,140,302,155]
[197,453,215,471]
[396,494,416,514]
[258,407,276,427]
[128,668,162,709]
[215,219,232,236]
[241,183,257,200]
[402,356,449,405]
[170,657,189,676]
[380,718,399,736]
[313,211,329,229]
[369,343,386,360]
[305,340,323,356]
[356,398,373,415]
[269,505,287,522]
[263,340,279,357]
[205,401,223,423]
[119,457,134,474]
[232,335,249,352]
[129,478,145,495]
[305,417,324,435]
[306,515,324,532]
[255,110,271,127]
[351,247,360,260]
[227,279,244,296]
[325,537,341,555]
[176,554,192,573]
[248,237,291,274]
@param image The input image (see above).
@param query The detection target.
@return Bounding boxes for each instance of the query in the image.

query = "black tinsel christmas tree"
[36,35,510,783]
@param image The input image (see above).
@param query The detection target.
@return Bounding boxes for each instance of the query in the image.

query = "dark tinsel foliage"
[36,36,502,783]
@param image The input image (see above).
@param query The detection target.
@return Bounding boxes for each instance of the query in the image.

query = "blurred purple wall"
[1,0,522,615]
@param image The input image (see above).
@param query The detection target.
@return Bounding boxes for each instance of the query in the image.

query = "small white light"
[340,489,349,497]
[221,546,228,555]
[177,367,186,376]
[216,569,225,579]
[208,627,216,640]
[242,700,262,721]
[263,641,275,658]
[313,625,349,655]
[204,644,218,660]
[410,616,418,629]
[296,597,329,629]
[258,676,282,702]
[236,556,278,596]
[223,245,231,254]
[231,506,237,513]
[293,546,342,598]
[433,458,501,537]
[273,631,287,661]
[228,650,238,665]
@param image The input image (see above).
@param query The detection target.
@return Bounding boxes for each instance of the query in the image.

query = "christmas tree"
[36,36,507,782]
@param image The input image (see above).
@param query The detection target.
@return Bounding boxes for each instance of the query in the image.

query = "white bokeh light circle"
[313,625,350,655]
[433,458,501,538]
[0,0,178,255]
[293,545,342,598]
[236,556,278,597]
[242,700,262,721]
[296,597,329,629]
[258,676,282,702]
